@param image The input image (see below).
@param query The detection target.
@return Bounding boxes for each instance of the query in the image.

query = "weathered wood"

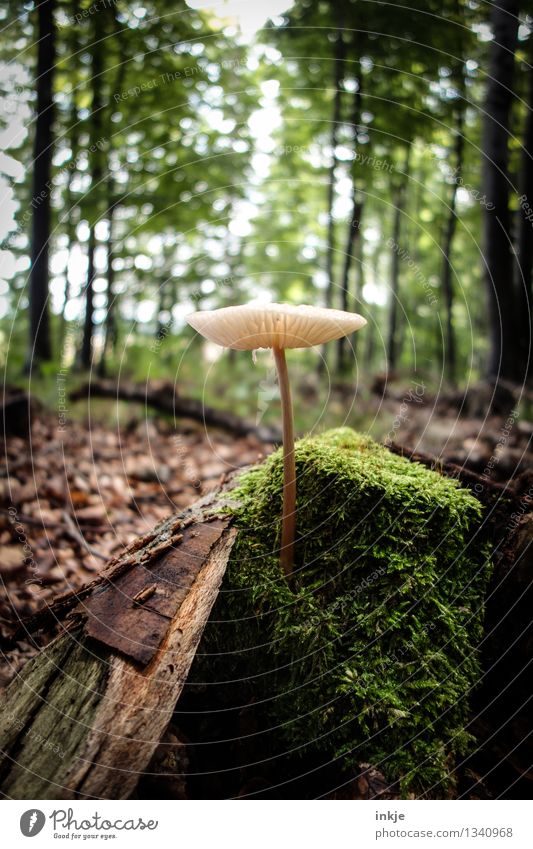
[0,390,36,439]
[0,489,238,799]
[83,518,231,665]
[69,378,281,443]
[1,440,531,799]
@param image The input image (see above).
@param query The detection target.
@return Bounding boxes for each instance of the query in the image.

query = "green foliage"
[194,428,492,796]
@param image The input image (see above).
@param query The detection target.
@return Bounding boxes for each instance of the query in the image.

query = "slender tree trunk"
[482,0,520,382]
[27,0,55,367]
[325,19,345,309]
[156,279,168,339]
[80,11,104,370]
[364,272,375,373]
[319,17,345,374]
[97,192,117,378]
[98,14,126,378]
[80,226,96,369]
[387,145,411,372]
[515,36,533,378]
[59,125,79,351]
[440,104,465,386]
[337,73,364,374]
[352,233,365,359]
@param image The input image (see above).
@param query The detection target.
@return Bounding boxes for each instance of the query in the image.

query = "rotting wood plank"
[0,493,238,799]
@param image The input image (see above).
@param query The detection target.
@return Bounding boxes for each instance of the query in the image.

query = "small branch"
[61,510,107,561]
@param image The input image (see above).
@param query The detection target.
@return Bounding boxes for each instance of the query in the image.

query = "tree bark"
[440,102,465,386]
[58,148,78,348]
[482,0,521,382]
[1,444,532,799]
[515,35,533,377]
[80,10,105,370]
[80,225,96,369]
[96,188,118,377]
[387,145,411,372]
[319,16,345,374]
[337,73,364,374]
[324,18,345,309]
[27,0,55,367]
[97,15,126,378]
[0,487,238,799]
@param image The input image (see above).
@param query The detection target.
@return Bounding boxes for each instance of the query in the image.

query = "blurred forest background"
[2,0,533,800]
[0,0,532,439]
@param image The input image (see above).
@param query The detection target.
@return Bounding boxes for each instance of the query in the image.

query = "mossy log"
[69,378,280,443]
[0,487,239,799]
[0,429,531,799]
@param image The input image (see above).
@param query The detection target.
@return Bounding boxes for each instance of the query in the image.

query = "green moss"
[195,428,492,797]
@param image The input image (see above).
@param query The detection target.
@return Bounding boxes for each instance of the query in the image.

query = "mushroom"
[187,303,366,580]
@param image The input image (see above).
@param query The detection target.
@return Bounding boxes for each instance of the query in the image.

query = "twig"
[61,510,107,561]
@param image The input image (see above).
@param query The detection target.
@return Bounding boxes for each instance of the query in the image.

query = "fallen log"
[69,379,281,443]
[0,482,240,799]
[0,432,531,800]
[0,389,38,439]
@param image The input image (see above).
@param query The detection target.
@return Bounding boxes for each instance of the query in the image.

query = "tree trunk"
[97,15,125,378]
[59,160,77,348]
[80,225,96,369]
[440,103,465,386]
[482,0,520,382]
[337,73,364,374]
[1,445,532,799]
[96,189,118,377]
[324,19,345,309]
[0,487,238,800]
[387,145,411,372]
[27,0,55,367]
[319,17,345,374]
[80,11,105,370]
[59,105,80,353]
[351,231,365,361]
[515,35,533,377]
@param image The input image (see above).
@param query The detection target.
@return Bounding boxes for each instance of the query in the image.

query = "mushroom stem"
[273,346,296,579]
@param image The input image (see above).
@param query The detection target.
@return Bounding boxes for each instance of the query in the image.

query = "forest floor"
[1,380,532,687]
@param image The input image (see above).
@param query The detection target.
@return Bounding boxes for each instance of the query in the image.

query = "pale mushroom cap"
[187,303,367,350]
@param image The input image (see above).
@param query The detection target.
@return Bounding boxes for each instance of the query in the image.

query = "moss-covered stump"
[191,428,492,797]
